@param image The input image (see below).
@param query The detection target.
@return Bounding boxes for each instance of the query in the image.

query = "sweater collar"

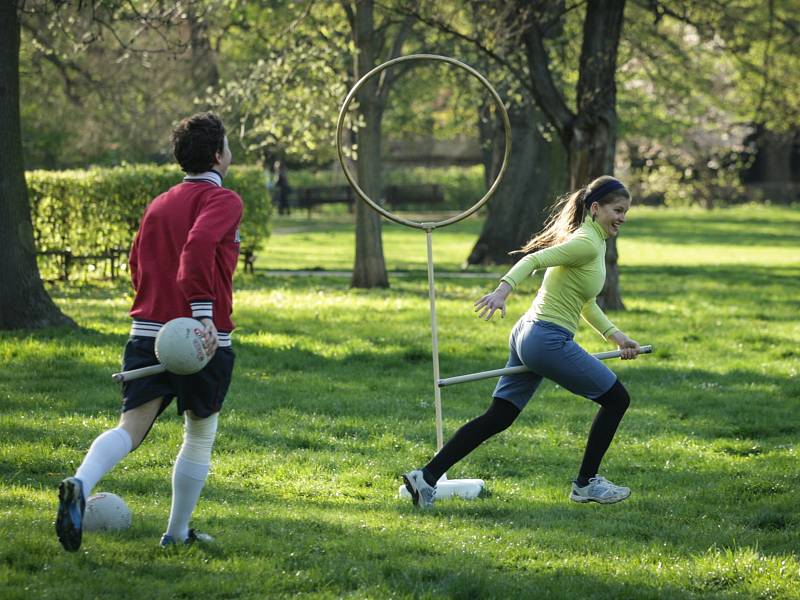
[584,215,610,240]
[183,170,223,187]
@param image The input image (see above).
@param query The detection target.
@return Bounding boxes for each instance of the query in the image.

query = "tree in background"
[211,0,418,288]
[207,2,348,166]
[407,1,627,307]
[520,0,628,308]
[343,0,420,288]
[18,2,198,168]
[0,1,73,329]
[619,1,800,206]
[4,1,187,329]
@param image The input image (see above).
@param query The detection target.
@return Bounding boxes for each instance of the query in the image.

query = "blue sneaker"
[56,477,85,552]
[159,528,214,547]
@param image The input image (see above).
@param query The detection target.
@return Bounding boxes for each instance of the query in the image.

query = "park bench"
[384,183,444,207]
[291,183,444,217]
[293,185,355,216]
[37,248,128,281]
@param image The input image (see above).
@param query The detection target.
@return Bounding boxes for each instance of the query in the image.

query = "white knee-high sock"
[165,412,218,541]
[74,427,133,495]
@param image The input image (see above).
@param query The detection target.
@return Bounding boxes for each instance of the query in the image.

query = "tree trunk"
[569,0,625,309]
[350,0,389,288]
[566,112,624,309]
[467,101,566,265]
[0,4,74,330]
[522,0,626,309]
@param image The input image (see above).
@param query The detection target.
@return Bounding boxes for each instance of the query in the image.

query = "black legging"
[423,397,520,485]
[422,379,630,487]
[578,379,630,481]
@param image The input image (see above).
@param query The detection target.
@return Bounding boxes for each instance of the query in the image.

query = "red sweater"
[129,172,243,336]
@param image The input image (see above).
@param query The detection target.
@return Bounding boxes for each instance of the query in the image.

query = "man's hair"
[172,112,226,174]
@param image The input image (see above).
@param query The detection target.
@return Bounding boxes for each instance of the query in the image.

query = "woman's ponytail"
[513,187,588,254]
[512,176,629,255]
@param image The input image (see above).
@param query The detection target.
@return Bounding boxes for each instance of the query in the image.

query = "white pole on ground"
[402,224,483,501]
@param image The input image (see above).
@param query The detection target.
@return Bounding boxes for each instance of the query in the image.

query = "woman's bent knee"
[594,380,630,413]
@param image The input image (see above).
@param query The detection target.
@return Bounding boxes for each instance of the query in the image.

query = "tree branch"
[377,10,416,102]
[521,20,574,135]
[340,0,355,31]
[386,3,531,93]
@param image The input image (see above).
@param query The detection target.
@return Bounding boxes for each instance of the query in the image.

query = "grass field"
[1,205,799,598]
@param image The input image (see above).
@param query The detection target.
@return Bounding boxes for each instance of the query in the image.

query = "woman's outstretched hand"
[609,331,640,360]
[474,281,512,321]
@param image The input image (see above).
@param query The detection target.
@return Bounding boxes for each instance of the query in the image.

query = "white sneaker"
[402,470,436,508]
[569,476,631,504]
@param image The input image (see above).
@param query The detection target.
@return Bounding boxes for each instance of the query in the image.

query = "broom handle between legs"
[111,363,166,383]
[438,345,653,387]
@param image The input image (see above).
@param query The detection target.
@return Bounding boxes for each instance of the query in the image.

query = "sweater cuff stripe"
[190,302,213,319]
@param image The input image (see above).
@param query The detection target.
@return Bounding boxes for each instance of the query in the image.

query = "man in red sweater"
[56,112,243,551]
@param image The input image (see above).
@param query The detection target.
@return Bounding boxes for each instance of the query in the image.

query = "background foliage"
[18,1,799,207]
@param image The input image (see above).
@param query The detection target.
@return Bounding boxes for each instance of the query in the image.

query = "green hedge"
[288,165,486,210]
[26,164,271,280]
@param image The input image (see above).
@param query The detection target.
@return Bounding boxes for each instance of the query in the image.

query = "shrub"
[26,164,271,281]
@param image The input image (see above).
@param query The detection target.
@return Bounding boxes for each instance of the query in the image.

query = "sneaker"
[159,528,214,547]
[402,469,436,508]
[569,476,631,504]
[56,477,86,552]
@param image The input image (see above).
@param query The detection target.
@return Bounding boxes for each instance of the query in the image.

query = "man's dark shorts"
[121,336,235,418]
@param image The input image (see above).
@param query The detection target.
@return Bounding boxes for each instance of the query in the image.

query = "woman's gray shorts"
[492,319,617,411]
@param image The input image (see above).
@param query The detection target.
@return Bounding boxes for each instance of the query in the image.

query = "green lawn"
[1,205,799,598]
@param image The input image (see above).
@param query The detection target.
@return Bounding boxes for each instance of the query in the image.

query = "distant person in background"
[273,160,291,215]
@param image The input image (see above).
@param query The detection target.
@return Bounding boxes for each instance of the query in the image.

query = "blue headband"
[583,180,626,207]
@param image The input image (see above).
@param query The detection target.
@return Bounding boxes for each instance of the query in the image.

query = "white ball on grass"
[155,317,210,375]
[83,492,132,532]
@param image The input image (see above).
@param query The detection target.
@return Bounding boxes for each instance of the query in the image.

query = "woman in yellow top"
[404,176,641,508]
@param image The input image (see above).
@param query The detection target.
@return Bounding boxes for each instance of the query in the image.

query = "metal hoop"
[335,54,512,230]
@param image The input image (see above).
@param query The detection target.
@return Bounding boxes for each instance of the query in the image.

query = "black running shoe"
[159,528,214,547]
[56,477,85,552]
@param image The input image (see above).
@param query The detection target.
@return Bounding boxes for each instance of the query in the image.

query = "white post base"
[398,473,485,501]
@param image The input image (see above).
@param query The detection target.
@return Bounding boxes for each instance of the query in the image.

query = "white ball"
[83,492,132,532]
[155,317,210,375]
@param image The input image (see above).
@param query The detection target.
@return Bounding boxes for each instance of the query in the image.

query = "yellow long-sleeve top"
[500,217,619,339]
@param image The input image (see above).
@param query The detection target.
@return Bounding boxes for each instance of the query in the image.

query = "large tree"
[409,1,628,307]
[342,0,417,288]
[0,2,73,329]
[466,99,566,265]
[213,0,417,288]
[5,0,188,329]
[343,0,389,288]
[19,2,195,168]
[462,2,567,265]
[521,0,628,308]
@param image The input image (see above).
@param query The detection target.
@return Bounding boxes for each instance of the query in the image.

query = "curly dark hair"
[171,112,226,174]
